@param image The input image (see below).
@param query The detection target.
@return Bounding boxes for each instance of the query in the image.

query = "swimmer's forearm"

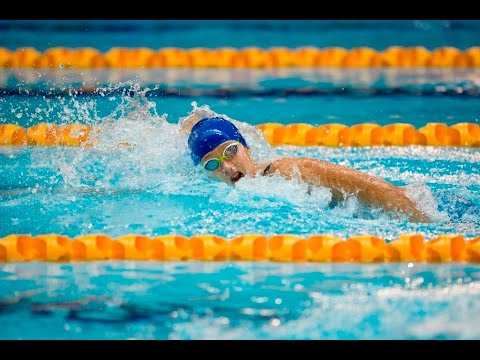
[298,159,430,222]
[357,180,430,222]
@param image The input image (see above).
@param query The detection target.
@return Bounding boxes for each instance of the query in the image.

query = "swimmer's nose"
[220,159,236,175]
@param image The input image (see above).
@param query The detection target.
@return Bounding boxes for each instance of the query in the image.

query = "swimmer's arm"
[270,158,431,223]
[179,113,203,134]
[179,107,216,134]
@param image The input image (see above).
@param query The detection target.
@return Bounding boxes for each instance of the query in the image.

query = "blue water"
[1,20,480,340]
[1,20,480,51]
[1,143,479,240]
[0,75,480,340]
[1,68,480,127]
[0,262,479,340]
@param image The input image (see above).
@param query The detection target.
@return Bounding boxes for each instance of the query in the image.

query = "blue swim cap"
[188,117,249,165]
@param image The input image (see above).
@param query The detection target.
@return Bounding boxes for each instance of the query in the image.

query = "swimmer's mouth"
[231,171,244,184]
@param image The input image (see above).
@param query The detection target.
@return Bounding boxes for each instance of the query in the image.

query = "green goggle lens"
[202,143,239,171]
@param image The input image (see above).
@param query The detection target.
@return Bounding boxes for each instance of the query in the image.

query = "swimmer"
[182,110,431,223]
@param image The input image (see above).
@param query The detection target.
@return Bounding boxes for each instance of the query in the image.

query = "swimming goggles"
[202,142,239,171]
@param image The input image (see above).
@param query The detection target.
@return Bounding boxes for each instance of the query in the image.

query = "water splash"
[404,182,449,222]
[214,173,333,210]
[50,80,187,191]
[45,86,278,197]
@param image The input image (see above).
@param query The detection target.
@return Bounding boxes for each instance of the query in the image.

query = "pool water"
[2,20,480,52]
[1,71,479,240]
[2,68,480,127]
[1,20,480,340]
[1,71,479,339]
[1,261,480,340]
[1,138,479,240]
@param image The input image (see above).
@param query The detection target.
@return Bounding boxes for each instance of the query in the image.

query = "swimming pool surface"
[1,20,479,340]
[1,261,479,340]
[2,20,480,52]
[2,68,480,128]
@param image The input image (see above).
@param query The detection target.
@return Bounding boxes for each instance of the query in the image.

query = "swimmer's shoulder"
[260,157,309,176]
[259,159,283,176]
[260,157,338,181]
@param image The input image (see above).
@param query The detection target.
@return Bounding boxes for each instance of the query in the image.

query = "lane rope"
[1,122,479,147]
[1,46,480,68]
[0,233,478,263]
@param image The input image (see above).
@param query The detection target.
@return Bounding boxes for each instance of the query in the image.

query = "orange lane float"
[1,233,479,263]
[2,46,480,68]
[0,122,478,147]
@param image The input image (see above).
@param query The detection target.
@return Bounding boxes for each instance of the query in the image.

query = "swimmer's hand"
[405,209,432,223]
[179,107,216,134]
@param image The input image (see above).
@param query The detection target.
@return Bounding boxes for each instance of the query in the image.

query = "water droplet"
[218,317,230,325]
[270,318,281,327]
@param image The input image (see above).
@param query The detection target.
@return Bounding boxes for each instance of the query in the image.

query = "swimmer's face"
[200,141,256,185]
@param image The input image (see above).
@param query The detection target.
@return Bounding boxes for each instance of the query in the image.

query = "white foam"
[404,182,450,222]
